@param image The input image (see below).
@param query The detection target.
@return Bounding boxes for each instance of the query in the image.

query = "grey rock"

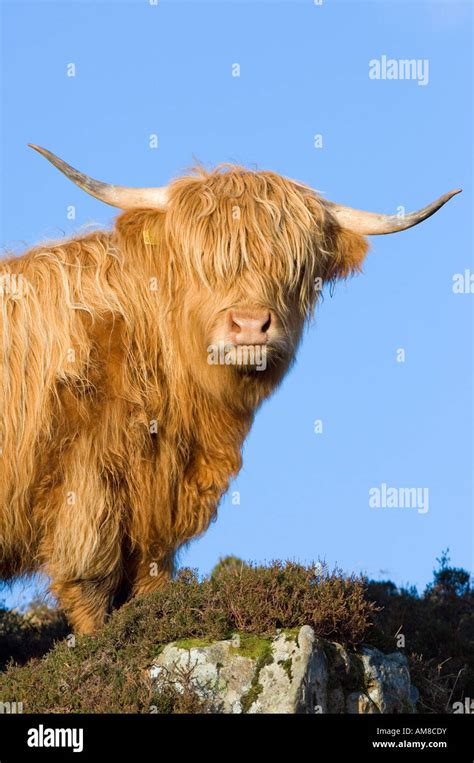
[359,646,415,713]
[150,627,417,714]
[247,625,327,714]
[150,639,255,713]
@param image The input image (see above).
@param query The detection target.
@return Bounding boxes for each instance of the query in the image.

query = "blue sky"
[0,0,472,610]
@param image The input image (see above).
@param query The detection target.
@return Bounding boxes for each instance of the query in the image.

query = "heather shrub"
[0,560,372,712]
[0,554,471,714]
[365,551,474,713]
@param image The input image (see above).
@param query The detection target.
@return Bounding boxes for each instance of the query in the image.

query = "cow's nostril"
[262,314,271,333]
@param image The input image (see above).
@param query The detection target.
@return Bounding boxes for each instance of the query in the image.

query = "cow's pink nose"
[229,309,271,345]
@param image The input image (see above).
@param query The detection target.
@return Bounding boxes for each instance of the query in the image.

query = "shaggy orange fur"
[0,165,368,633]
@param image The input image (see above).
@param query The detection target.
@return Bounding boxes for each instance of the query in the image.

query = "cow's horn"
[322,189,461,235]
[29,144,169,209]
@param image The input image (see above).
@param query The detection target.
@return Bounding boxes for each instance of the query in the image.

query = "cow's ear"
[323,224,370,282]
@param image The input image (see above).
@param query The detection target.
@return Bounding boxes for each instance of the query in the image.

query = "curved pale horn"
[323,189,462,235]
[28,144,169,209]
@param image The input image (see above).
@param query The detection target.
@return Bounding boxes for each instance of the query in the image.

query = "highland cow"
[0,146,460,633]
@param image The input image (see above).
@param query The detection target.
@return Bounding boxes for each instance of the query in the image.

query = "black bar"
[0,713,472,761]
